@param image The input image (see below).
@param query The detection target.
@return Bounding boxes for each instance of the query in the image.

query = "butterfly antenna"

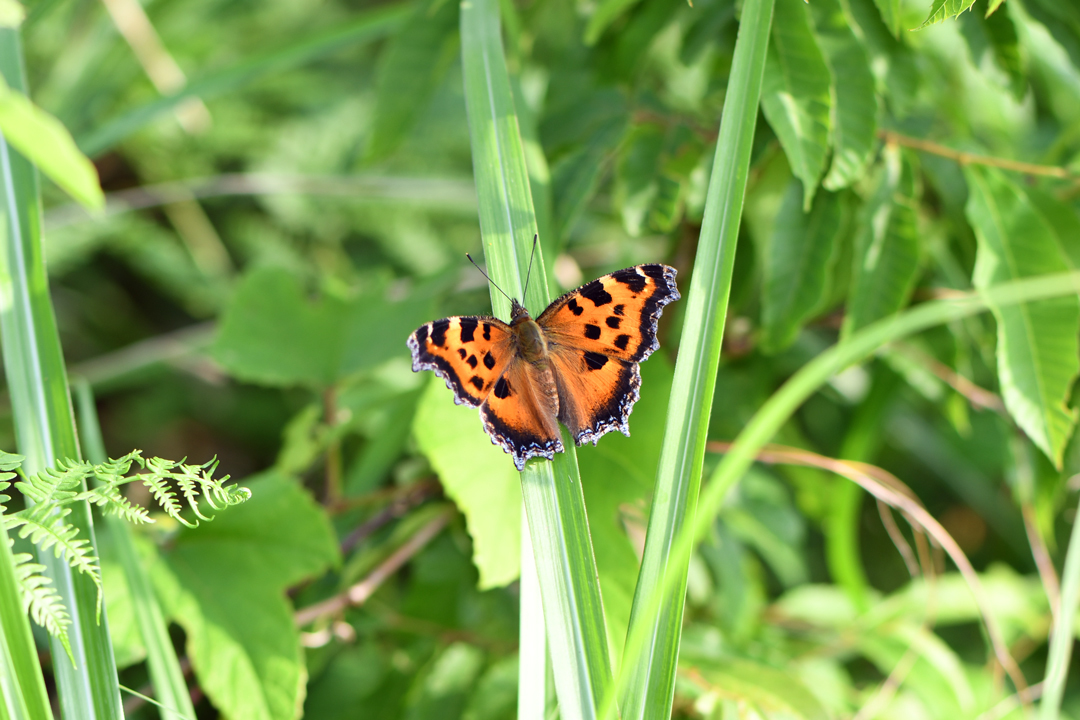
[466,253,514,304]
[523,234,539,297]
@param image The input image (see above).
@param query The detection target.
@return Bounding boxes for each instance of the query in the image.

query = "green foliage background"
[4,0,1080,717]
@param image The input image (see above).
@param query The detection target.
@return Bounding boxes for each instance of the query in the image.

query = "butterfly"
[408,263,680,470]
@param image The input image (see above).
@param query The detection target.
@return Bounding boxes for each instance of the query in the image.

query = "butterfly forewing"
[537,264,680,363]
[408,316,514,407]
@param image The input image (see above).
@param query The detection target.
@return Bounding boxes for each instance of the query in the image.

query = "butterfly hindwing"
[479,358,564,470]
[549,347,640,446]
[537,264,680,363]
[408,316,514,407]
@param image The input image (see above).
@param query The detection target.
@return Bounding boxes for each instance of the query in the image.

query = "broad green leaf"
[463,656,519,720]
[871,0,902,36]
[965,166,1080,468]
[584,0,643,45]
[404,643,485,720]
[761,181,842,354]
[761,0,833,209]
[859,624,974,714]
[918,0,978,29]
[365,0,459,161]
[212,266,434,388]
[842,145,921,337]
[809,0,878,190]
[413,376,522,589]
[0,78,102,209]
[154,472,339,720]
[959,5,1026,100]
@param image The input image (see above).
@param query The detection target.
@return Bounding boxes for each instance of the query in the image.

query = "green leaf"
[871,0,902,36]
[842,145,921,337]
[404,643,485,720]
[965,166,1080,468]
[959,4,1026,101]
[154,472,339,720]
[584,0,644,45]
[614,123,665,236]
[809,0,878,190]
[413,376,522,589]
[696,659,831,720]
[761,0,833,209]
[760,181,843,354]
[0,78,102,209]
[212,266,434,388]
[918,0,978,29]
[365,0,460,161]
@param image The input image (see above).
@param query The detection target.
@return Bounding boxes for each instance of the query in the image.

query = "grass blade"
[0,29,122,720]
[1039,493,1080,719]
[617,0,775,717]
[459,0,612,716]
[74,380,196,720]
[0,518,53,720]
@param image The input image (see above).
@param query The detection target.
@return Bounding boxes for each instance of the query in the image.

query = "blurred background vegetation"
[6,0,1080,716]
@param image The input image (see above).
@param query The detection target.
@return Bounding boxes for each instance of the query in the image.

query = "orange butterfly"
[408,263,680,470]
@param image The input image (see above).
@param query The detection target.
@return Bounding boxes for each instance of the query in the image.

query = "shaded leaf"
[761,180,842,354]
[871,0,902,36]
[809,0,878,190]
[761,0,833,209]
[842,144,921,336]
[965,166,1080,468]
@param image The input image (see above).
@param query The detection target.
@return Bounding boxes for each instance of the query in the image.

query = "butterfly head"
[509,298,532,325]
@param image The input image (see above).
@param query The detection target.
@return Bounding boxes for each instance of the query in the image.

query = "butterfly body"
[408,263,680,470]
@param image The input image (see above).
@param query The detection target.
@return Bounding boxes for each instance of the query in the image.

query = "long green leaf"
[459,1,611,718]
[761,0,831,209]
[617,0,775,717]
[965,166,1080,468]
[0,29,122,720]
[73,380,196,720]
[1040,493,1080,719]
[76,4,407,157]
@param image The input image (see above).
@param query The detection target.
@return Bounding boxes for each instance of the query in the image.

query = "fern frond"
[9,510,101,589]
[78,484,152,524]
[15,460,88,505]
[0,449,24,472]
[11,549,72,659]
[138,455,246,527]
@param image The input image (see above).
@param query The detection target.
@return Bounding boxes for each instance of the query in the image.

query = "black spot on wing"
[484,352,496,370]
[606,316,621,329]
[459,317,477,343]
[470,376,484,391]
[613,304,625,316]
[415,324,429,347]
[583,351,608,370]
[584,324,601,340]
[579,280,613,307]
[494,376,512,399]
[467,355,478,368]
[430,319,449,347]
[611,267,647,293]
[614,334,631,350]
[482,323,492,340]
[567,298,584,316]
[458,348,467,359]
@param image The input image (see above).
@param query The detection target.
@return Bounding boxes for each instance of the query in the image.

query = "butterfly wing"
[408,316,514,407]
[479,357,564,471]
[408,315,564,470]
[537,264,680,444]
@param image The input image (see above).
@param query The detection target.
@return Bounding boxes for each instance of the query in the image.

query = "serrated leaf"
[365,0,459,161]
[761,0,833,209]
[842,145,921,337]
[0,78,103,210]
[965,166,1080,468]
[918,0,978,29]
[212,266,434,388]
[154,473,338,720]
[413,376,521,589]
[809,0,878,190]
[761,181,842,354]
